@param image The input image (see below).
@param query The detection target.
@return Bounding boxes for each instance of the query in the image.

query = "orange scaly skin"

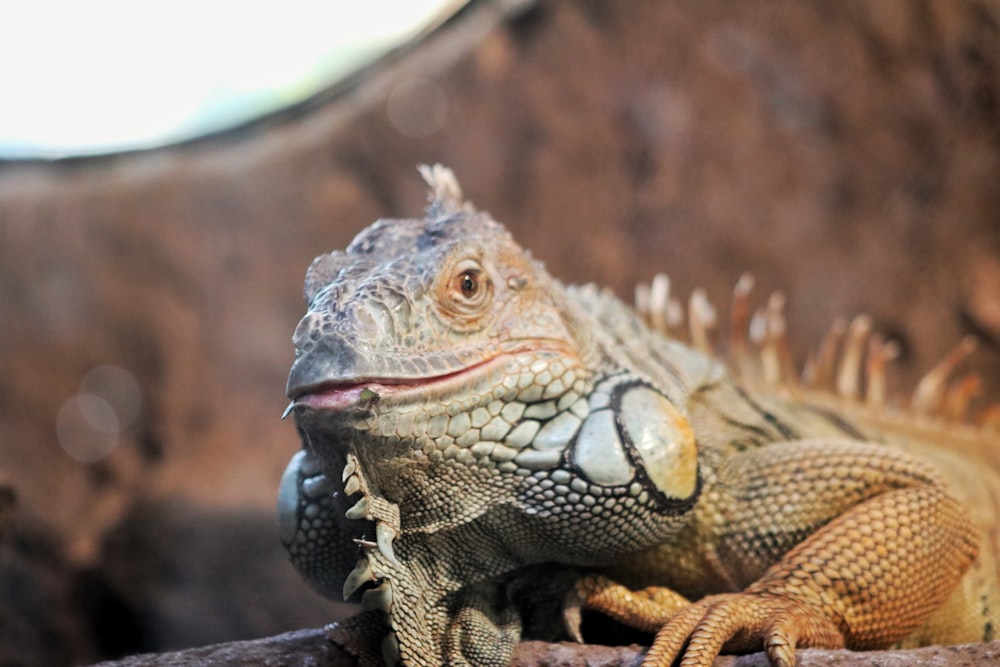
[278,166,999,666]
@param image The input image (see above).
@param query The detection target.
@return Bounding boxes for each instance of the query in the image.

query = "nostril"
[292,312,322,347]
[353,301,399,340]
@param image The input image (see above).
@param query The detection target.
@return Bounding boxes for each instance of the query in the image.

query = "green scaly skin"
[277,165,1000,667]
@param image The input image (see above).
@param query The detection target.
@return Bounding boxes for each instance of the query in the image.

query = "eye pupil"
[460,272,477,297]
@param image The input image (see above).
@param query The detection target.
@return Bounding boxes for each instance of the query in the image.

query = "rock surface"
[88,629,1000,667]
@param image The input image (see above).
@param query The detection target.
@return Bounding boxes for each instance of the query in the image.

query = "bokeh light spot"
[56,394,120,463]
[387,77,448,139]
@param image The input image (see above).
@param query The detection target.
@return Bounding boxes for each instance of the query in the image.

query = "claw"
[562,586,585,643]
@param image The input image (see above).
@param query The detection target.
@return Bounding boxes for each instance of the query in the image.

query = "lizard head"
[286,165,592,429]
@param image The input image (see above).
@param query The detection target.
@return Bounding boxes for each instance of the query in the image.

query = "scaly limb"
[644,483,975,666]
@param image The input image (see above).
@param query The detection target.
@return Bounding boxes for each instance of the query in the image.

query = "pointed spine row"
[339,452,405,662]
[634,272,999,429]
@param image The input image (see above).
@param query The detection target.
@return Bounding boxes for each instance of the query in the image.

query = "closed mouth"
[288,356,503,412]
[287,340,579,414]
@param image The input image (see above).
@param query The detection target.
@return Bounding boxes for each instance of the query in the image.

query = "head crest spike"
[418,163,477,218]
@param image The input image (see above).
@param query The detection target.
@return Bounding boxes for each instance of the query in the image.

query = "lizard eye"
[449,261,490,305]
[440,259,492,322]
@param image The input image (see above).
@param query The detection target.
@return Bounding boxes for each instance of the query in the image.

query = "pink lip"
[291,357,500,412]
[295,382,397,410]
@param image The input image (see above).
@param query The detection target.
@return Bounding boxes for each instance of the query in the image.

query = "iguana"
[278,165,1000,667]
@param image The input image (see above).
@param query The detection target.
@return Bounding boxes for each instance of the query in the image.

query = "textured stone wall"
[0,0,998,663]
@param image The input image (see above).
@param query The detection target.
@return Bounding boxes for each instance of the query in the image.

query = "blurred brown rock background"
[0,0,998,664]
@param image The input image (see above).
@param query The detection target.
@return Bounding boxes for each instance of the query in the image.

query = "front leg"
[580,439,979,666]
[348,539,526,667]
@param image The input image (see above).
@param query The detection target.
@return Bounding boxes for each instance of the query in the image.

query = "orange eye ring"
[439,259,492,325]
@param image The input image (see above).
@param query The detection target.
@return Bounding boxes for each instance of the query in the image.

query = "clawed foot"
[642,592,845,667]
[568,575,846,667]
